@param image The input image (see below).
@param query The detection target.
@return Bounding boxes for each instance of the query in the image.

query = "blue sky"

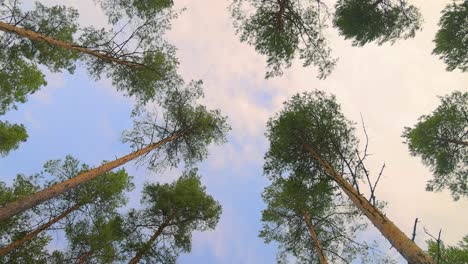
[1,0,468,263]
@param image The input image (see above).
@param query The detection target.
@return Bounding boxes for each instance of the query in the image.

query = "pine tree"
[0,81,229,221]
[403,91,467,200]
[230,0,421,79]
[122,170,222,264]
[265,91,434,263]
[432,0,467,72]
[0,1,180,112]
[0,156,133,256]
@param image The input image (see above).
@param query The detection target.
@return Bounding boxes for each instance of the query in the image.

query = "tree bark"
[0,203,81,256]
[0,21,143,68]
[0,132,183,221]
[128,215,174,264]
[76,250,93,264]
[303,144,435,264]
[303,210,328,264]
[276,0,287,30]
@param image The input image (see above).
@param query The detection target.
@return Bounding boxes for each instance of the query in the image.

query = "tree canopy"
[0,0,180,116]
[333,0,421,46]
[0,156,133,261]
[433,0,467,72]
[259,168,389,263]
[0,121,27,157]
[0,175,49,264]
[122,169,222,263]
[264,90,356,179]
[403,91,467,200]
[427,234,468,264]
[265,91,434,263]
[230,0,422,79]
[123,80,230,172]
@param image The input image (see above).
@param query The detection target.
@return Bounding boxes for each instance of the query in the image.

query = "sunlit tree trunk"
[0,21,143,68]
[304,144,435,264]
[303,210,328,264]
[0,203,81,256]
[0,132,183,221]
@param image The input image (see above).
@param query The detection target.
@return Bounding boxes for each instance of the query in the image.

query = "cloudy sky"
[1,0,467,263]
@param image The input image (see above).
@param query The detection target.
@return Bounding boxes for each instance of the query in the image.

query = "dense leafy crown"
[0,121,28,157]
[53,216,126,263]
[262,91,393,263]
[264,90,356,179]
[123,170,222,263]
[230,0,421,79]
[334,0,422,46]
[433,1,468,72]
[403,91,467,200]
[231,0,336,79]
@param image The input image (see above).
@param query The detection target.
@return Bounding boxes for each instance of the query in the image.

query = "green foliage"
[43,155,134,210]
[427,235,468,264]
[261,174,387,263]
[0,121,28,157]
[230,0,336,79]
[230,0,422,79]
[433,1,467,72]
[132,0,174,17]
[107,50,179,105]
[403,91,467,200]
[0,2,79,114]
[334,0,422,46]
[264,90,356,179]
[123,80,230,171]
[19,3,80,72]
[84,0,182,105]
[0,156,133,262]
[263,91,397,263]
[95,0,175,24]
[61,216,126,263]
[0,175,50,264]
[0,0,181,112]
[41,157,133,263]
[123,169,222,263]
[0,50,47,115]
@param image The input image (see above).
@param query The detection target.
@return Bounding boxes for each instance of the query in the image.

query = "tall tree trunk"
[303,210,328,264]
[276,0,287,30]
[303,144,435,264]
[0,203,81,256]
[0,132,183,221]
[128,217,173,264]
[0,21,143,68]
[76,250,93,264]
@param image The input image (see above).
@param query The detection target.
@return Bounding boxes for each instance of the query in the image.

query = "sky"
[1,0,467,263]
